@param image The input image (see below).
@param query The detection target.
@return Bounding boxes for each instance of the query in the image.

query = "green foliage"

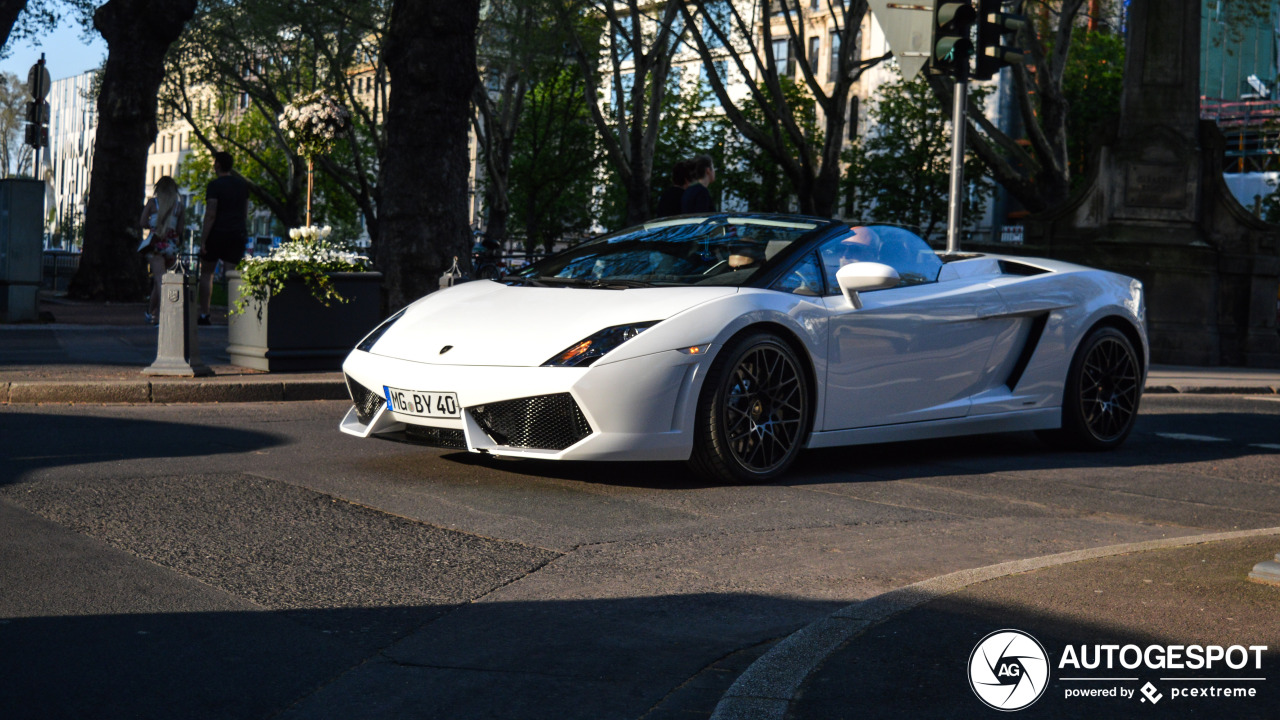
[594,64,729,227]
[842,72,991,239]
[649,64,727,212]
[508,67,599,250]
[1259,177,1280,224]
[162,0,388,234]
[231,227,369,316]
[0,72,26,176]
[1061,29,1124,185]
[175,107,362,243]
[719,76,820,214]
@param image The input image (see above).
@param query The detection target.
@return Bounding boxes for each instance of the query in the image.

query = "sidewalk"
[0,293,346,403]
[716,529,1280,720]
[1,294,1278,404]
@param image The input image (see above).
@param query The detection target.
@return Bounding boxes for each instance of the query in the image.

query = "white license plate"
[383,386,461,419]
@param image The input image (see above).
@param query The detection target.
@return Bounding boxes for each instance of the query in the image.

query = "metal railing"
[42,251,80,292]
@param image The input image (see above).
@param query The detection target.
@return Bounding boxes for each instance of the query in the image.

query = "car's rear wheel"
[1038,325,1142,450]
[689,332,810,483]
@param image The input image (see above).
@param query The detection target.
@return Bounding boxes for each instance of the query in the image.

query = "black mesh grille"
[346,375,384,424]
[469,393,592,451]
[404,425,468,449]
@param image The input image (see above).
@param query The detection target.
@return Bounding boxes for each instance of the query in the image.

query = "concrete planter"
[227,269,383,372]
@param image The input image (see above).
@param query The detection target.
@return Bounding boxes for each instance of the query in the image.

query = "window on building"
[614,14,634,62]
[808,36,820,72]
[772,38,791,76]
[699,61,727,108]
[704,0,732,49]
[667,65,684,93]
[829,30,841,81]
[848,96,859,140]
[810,0,820,10]
[612,71,635,107]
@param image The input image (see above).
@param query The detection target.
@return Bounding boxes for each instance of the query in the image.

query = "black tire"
[689,332,811,483]
[1038,325,1142,450]
[476,264,502,281]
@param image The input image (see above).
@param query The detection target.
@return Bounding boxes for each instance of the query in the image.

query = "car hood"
[369,280,737,367]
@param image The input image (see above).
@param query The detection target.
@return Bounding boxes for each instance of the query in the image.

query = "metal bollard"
[1249,553,1280,587]
[143,268,213,377]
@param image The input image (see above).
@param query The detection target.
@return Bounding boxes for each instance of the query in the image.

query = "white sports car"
[340,214,1147,483]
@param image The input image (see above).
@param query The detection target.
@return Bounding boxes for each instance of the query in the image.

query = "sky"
[1,14,106,84]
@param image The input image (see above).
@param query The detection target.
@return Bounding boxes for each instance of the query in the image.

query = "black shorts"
[200,235,247,266]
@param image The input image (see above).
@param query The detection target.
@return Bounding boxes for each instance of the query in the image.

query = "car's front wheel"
[1039,325,1142,450]
[690,332,810,483]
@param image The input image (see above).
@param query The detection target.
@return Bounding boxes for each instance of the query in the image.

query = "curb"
[710,526,1280,720]
[3,378,347,405]
[2,379,1275,405]
[1145,384,1279,395]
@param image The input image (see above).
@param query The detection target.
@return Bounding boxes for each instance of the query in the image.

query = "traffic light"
[975,0,1027,80]
[24,123,47,149]
[932,1,976,78]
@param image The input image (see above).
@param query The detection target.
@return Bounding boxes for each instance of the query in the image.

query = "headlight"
[542,321,659,367]
[356,308,407,352]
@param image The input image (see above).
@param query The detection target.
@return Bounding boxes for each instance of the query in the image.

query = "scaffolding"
[1202,97,1280,173]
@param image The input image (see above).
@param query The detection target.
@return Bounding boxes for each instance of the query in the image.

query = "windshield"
[518,215,825,287]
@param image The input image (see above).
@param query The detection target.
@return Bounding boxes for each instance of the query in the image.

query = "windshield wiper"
[532,276,652,289]
[502,275,549,287]
[589,278,652,288]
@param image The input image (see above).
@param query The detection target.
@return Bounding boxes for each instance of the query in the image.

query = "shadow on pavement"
[794,557,1280,720]
[436,407,1279,491]
[0,593,833,720]
[0,412,286,486]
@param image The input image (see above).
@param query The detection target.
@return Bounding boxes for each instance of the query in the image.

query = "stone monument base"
[1001,121,1280,368]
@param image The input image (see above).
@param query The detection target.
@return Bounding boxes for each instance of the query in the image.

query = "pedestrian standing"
[139,176,184,325]
[198,151,250,326]
[681,155,716,214]
[655,159,694,218]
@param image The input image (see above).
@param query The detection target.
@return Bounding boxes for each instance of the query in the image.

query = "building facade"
[46,71,96,249]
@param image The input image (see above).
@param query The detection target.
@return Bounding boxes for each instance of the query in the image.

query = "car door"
[818,230,1005,430]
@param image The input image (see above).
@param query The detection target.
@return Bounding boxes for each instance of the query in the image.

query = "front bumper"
[338,348,710,461]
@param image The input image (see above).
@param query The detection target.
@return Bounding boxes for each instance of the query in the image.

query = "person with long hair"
[139,176,185,324]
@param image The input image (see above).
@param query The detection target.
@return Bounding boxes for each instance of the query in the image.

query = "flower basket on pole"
[278,91,351,226]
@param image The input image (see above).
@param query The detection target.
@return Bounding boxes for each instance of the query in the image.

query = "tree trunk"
[484,185,509,248]
[378,0,479,311]
[68,0,196,301]
[624,169,650,226]
[0,0,26,49]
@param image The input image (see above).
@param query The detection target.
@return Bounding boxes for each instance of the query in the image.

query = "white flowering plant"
[232,225,370,315]
[278,91,352,158]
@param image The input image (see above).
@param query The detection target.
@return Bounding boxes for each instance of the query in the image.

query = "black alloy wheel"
[690,332,810,483]
[1040,325,1142,450]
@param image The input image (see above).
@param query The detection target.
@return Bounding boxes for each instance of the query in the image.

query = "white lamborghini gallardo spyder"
[340,214,1147,483]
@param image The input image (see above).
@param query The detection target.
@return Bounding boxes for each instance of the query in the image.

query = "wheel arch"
[713,320,820,445]
[1086,315,1147,380]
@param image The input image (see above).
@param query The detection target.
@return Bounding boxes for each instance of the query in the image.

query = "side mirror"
[836,262,900,309]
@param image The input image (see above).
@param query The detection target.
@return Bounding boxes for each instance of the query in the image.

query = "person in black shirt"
[681,154,715,214]
[198,151,250,325]
[655,159,694,217]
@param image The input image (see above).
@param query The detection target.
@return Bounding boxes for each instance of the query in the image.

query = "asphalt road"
[1,394,1277,720]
